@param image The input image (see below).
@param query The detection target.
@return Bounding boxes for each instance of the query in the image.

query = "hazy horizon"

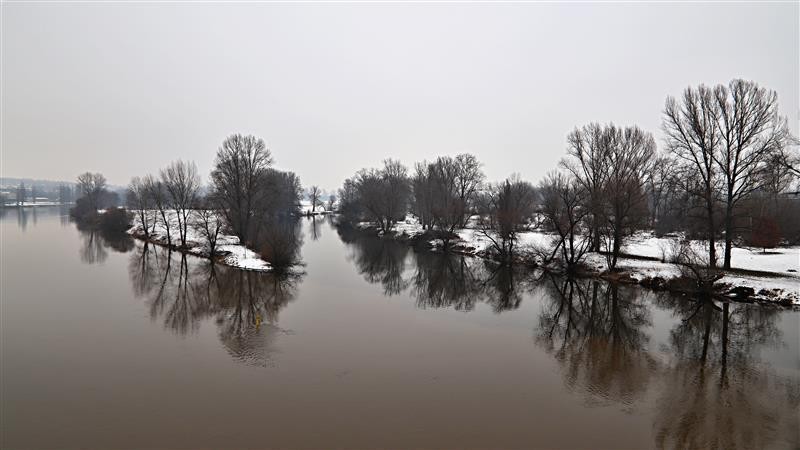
[3,2,798,191]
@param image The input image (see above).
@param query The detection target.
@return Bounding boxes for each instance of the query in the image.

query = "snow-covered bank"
[356,216,800,306]
[299,200,331,216]
[3,201,65,207]
[127,210,271,271]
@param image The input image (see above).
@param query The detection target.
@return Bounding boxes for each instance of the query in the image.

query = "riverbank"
[350,216,800,307]
[127,211,272,271]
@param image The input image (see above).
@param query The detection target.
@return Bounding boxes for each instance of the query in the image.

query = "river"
[1,207,798,449]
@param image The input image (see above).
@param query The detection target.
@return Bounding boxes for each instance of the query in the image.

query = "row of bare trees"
[662,79,796,269]
[69,172,122,223]
[127,160,200,249]
[540,80,798,273]
[125,134,303,266]
[545,123,657,271]
[338,159,413,234]
[338,156,488,240]
[338,155,539,264]
[337,78,798,273]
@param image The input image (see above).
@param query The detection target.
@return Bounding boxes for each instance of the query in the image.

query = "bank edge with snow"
[127,211,272,272]
[353,216,800,307]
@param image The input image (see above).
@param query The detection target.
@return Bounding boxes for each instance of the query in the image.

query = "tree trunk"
[610,226,621,270]
[723,201,733,269]
[706,201,717,268]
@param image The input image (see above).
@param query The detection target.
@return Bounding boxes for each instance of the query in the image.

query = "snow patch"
[127,210,272,272]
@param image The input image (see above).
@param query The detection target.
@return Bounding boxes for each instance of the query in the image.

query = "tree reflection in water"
[17,207,28,231]
[77,223,135,264]
[339,227,411,296]
[127,243,304,367]
[339,227,533,312]
[410,252,482,311]
[536,276,799,448]
[536,276,656,408]
[652,295,800,449]
[91,220,799,447]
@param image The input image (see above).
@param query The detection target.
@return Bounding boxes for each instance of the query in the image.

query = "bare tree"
[599,125,656,269]
[408,154,484,248]
[211,134,273,245]
[411,162,435,230]
[562,123,612,251]
[127,176,153,238]
[777,142,800,177]
[476,176,537,264]
[712,80,794,269]
[140,175,159,235]
[761,152,796,198]
[161,160,200,248]
[453,153,485,227]
[193,195,225,256]
[76,172,108,211]
[663,85,722,268]
[561,123,655,268]
[382,159,411,227]
[337,178,362,223]
[539,171,592,271]
[646,155,681,228]
[148,179,172,247]
[326,194,336,212]
[352,159,411,233]
[433,154,485,247]
[255,169,302,218]
[427,156,462,247]
[308,185,322,213]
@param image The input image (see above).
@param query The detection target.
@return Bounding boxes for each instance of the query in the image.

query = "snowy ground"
[127,210,271,271]
[365,215,800,305]
[4,201,64,207]
[299,200,330,216]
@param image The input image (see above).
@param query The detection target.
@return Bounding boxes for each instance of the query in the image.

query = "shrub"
[746,217,781,252]
[99,207,133,234]
[69,196,99,223]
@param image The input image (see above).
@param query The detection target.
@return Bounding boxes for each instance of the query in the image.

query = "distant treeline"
[1,181,78,205]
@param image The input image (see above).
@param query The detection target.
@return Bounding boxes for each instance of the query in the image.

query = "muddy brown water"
[2,207,798,449]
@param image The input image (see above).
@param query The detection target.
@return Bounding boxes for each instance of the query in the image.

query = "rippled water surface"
[2,207,799,449]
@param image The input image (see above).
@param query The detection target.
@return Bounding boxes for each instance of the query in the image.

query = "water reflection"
[342,230,799,448]
[77,223,134,264]
[535,278,799,448]
[309,216,323,241]
[3,208,798,448]
[255,215,304,271]
[536,277,656,408]
[652,295,800,449]
[340,227,410,296]
[127,243,304,367]
[17,206,28,231]
[340,226,535,311]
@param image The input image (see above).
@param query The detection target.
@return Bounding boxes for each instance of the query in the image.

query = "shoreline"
[346,222,800,308]
[125,228,268,272]
[126,217,273,272]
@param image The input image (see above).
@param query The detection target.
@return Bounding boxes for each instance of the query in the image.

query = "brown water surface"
[2,207,798,449]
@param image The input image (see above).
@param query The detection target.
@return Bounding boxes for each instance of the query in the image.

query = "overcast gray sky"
[2,2,798,190]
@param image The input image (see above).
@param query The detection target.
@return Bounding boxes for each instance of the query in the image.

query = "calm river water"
[1,207,798,449]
